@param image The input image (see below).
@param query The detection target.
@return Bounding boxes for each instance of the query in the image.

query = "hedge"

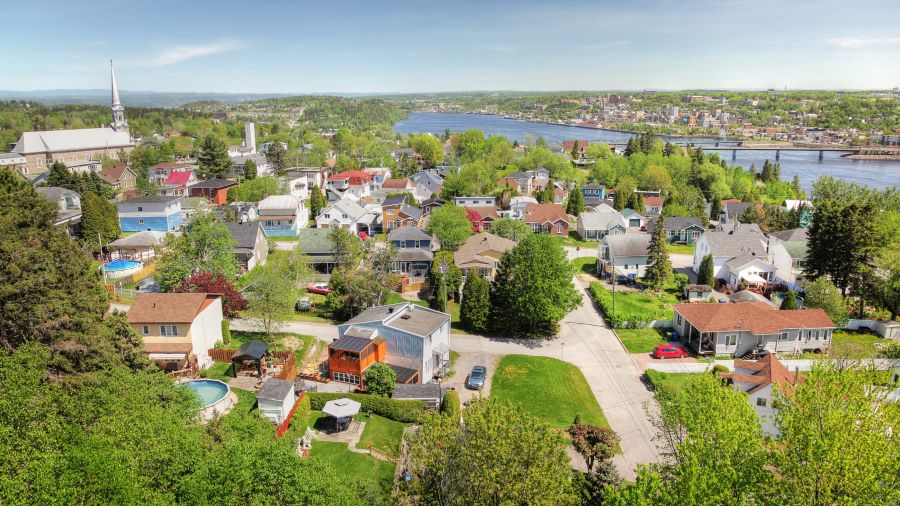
[294,393,311,425]
[221,320,232,345]
[711,364,729,375]
[307,392,426,423]
[588,282,672,328]
[441,390,460,421]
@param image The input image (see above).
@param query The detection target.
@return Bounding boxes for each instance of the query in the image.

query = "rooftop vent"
[400,314,412,320]
[388,307,395,313]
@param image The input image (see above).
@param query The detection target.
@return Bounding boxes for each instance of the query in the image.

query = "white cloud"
[826,36,900,49]
[149,40,239,66]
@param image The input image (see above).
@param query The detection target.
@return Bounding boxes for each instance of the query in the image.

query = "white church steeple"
[110,60,128,132]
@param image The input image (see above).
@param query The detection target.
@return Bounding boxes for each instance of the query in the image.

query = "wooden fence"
[207,348,296,379]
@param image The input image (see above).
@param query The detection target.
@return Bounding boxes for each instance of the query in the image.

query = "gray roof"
[647,216,704,233]
[382,195,407,207]
[724,201,754,219]
[226,221,263,251]
[295,229,335,255]
[583,183,605,190]
[620,208,645,219]
[388,227,431,242]
[231,153,267,166]
[345,303,411,325]
[702,229,766,258]
[330,335,375,353]
[343,326,378,339]
[603,234,651,258]
[400,203,422,220]
[191,178,237,190]
[122,195,182,204]
[344,303,450,337]
[13,128,132,154]
[395,249,434,262]
[392,383,442,401]
[35,186,78,202]
[109,230,168,248]
[771,228,807,242]
[257,378,294,402]
[725,252,770,270]
[323,199,366,220]
[578,211,626,230]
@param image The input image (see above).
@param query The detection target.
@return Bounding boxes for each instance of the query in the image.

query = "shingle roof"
[468,206,499,220]
[725,253,772,270]
[295,229,336,255]
[382,195,407,207]
[578,211,626,230]
[35,186,78,202]
[701,229,766,258]
[191,178,237,190]
[343,303,450,337]
[259,195,300,210]
[721,354,804,394]
[382,178,412,189]
[98,164,130,185]
[454,232,516,268]
[673,301,834,334]
[392,383,442,400]
[225,222,263,250]
[388,227,431,242]
[603,234,651,257]
[257,378,294,401]
[109,230,168,248]
[128,293,219,323]
[724,201,754,219]
[523,203,568,224]
[395,249,434,262]
[771,228,807,242]
[322,199,366,220]
[647,216,704,233]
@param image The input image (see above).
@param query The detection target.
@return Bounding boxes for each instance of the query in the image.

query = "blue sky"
[2,0,899,93]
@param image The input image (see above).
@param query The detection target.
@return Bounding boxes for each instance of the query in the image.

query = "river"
[394,112,899,190]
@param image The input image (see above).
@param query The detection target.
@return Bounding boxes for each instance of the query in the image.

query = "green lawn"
[799,330,890,359]
[644,370,705,396]
[357,413,408,456]
[386,292,428,307]
[551,232,600,248]
[200,361,233,381]
[589,282,679,327]
[571,256,598,276]
[666,243,695,255]
[616,328,668,354]
[309,441,395,494]
[491,355,609,430]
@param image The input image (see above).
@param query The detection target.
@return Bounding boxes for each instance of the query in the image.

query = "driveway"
[441,350,498,405]
[670,253,696,282]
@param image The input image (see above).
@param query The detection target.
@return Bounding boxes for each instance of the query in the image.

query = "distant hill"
[0,89,297,108]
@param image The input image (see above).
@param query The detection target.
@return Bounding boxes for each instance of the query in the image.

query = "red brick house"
[523,203,569,235]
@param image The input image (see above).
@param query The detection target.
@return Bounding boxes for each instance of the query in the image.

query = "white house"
[723,254,778,289]
[577,211,627,240]
[721,354,804,436]
[509,196,538,219]
[768,228,808,289]
[316,198,368,232]
[598,234,652,280]
[258,195,308,237]
[257,378,296,425]
[453,196,497,208]
[693,226,768,281]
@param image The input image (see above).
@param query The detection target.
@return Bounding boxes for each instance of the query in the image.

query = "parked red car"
[653,344,689,359]
[306,283,331,295]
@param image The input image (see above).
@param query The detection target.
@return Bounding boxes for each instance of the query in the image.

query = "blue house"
[117,195,184,232]
[582,183,606,200]
[388,227,436,278]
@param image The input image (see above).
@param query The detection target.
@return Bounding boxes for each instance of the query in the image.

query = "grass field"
[309,441,395,495]
[571,256,598,276]
[666,243,695,255]
[551,232,600,249]
[491,355,609,430]
[356,413,408,456]
[228,330,315,356]
[644,370,705,396]
[616,328,669,354]
[799,330,891,359]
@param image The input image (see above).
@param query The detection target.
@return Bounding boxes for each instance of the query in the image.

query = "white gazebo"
[321,398,361,432]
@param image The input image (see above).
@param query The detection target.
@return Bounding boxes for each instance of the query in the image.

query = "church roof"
[13,128,132,154]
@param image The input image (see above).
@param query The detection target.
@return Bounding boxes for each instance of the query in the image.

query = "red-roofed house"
[328,170,372,199]
[523,203,569,236]
[562,140,590,157]
[644,196,663,214]
[99,164,138,196]
[672,302,835,357]
[721,354,804,435]
[161,170,198,197]
[382,178,416,193]
[148,161,196,185]
[466,206,499,233]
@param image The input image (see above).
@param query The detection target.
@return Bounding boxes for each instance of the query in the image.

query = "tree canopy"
[426,204,472,251]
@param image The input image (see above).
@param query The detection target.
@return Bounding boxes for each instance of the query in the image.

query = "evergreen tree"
[47,160,74,187]
[460,274,490,333]
[697,254,715,287]
[309,187,326,218]
[761,159,773,182]
[197,135,232,179]
[566,186,585,216]
[693,147,705,165]
[791,175,802,198]
[80,192,120,252]
[627,191,644,211]
[781,289,798,310]
[624,137,639,157]
[570,143,579,160]
[244,158,257,180]
[432,273,447,312]
[709,197,722,220]
[266,141,287,175]
[643,214,672,291]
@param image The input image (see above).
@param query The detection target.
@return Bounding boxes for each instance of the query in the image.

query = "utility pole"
[611,257,616,318]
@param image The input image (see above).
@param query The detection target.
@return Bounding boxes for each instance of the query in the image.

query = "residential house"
[692,227,770,287]
[647,216,706,244]
[161,170,198,197]
[643,195,664,214]
[523,203,569,235]
[768,228,808,289]
[454,232,516,280]
[720,201,754,224]
[597,234,652,280]
[382,178,417,194]
[258,195,308,237]
[117,195,183,232]
[128,292,225,371]
[585,201,616,213]
[497,172,534,195]
[381,195,423,231]
[672,301,834,358]
[684,284,713,302]
[148,161,195,186]
[621,208,647,229]
[317,198,368,233]
[98,164,137,197]
[232,153,270,178]
[285,167,328,190]
[180,197,213,222]
[295,229,340,272]
[217,201,257,223]
[190,178,237,205]
[107,230,167,261]
[35,187,82,237]
[411,170,444,197]
[420,198,445,216]
[388,227,436,278]
[453,196,497,208]
[553,186,567,205]
[226,221,268,271]
[327,170,373,200]
[363,167,392,190]
[467,206,499,232]
[335,303,452,385]
[582,183,606,200]
[509,196,538,219]
[576,211,627,240]
[721,354,804,436]
[562,140,590,157]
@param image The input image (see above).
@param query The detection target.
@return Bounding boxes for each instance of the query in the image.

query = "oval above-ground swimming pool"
[101,259,143,279]
[183,379,235,421]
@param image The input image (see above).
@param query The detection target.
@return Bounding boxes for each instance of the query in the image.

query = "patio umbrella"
[321,398,362,419]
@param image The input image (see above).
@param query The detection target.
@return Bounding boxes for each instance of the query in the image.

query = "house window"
[724,334,737,346]
[779,332,789,341]
[137,206,143,212]
[141,325,149,335]
[556,224,563,234]
[333,372,360,385]
[415,240,421,249]
[138,219,144,225]
[160,325,178,337]
[756,397,767,407]
[675,313,683,326]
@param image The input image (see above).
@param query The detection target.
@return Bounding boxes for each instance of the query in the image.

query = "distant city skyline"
[2,0,899,94]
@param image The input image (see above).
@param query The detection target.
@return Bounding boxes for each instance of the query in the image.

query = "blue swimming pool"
[103,259,142,272]
[184,379,230,407]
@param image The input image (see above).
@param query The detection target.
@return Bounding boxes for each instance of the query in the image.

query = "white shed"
[257,378,296,425]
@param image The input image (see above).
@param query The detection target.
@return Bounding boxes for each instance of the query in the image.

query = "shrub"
[572,414,583,426]
[673,273,689,292]
[307,392,425,423]
[294,393,311,425]
[364,363,396,397]
[711,364,729,375]
[221,319,232,345]
[441,390,461,421]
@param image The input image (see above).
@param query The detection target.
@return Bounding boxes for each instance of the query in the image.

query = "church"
[7,62,134,178]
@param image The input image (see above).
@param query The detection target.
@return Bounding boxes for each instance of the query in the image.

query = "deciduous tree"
[364,362,396,396]
[155,212,237,291]
[173,271,248,318]
[489,217,531,241]
[426,204,472,251]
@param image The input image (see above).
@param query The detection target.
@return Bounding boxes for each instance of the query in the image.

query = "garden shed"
[231,340,268,377]
[257,378,296,425]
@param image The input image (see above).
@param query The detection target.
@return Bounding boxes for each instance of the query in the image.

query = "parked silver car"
[467,365,486,389]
